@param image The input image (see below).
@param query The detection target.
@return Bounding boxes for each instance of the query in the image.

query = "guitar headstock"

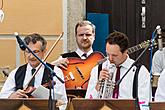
[140,40,157,49]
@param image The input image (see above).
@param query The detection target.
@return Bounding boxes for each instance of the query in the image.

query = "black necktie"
[28,68,36,87]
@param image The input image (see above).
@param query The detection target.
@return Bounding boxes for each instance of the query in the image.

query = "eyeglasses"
[25,50,42,55]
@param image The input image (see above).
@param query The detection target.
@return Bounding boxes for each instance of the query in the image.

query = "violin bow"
[23,32,64,90]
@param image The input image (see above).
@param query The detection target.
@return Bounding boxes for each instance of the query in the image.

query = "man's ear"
[43,48,47,54]
[93,34,96,40]
[122,49,128,54]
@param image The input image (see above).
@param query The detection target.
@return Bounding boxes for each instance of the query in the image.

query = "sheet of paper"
[31,85,62,99]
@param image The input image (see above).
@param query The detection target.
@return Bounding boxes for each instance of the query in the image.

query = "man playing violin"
[0,33,67,110]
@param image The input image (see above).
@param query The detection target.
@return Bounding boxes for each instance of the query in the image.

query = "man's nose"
[82,34,87,39]
[28,53,35,58]
[109,55,114,62]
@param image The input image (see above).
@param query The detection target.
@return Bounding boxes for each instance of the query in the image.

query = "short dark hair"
[75,20,96,35]
[24,33,47,51]
[106,31,129,53]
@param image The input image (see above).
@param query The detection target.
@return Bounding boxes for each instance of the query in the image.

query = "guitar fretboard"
[128,44,144,54]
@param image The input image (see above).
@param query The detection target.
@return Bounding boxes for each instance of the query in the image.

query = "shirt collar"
[27,63,43,70]
[76,48,93,57]
[119,55,134,69]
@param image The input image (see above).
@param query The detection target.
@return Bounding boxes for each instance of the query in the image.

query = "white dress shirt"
[75,48,93,59]
[0,63,67,110]
[85,56,151,110]
[155,69,165,101]
[152,48,165,74]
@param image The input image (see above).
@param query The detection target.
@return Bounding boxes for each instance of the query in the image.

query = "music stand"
[66,89,86,98]
[70,98,136,110]
[150,101,165,110]
[24,99,58,110]
[0,98,59,110]
[0,98,22,110]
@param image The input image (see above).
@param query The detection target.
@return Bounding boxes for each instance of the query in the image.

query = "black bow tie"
[82,53,87,58]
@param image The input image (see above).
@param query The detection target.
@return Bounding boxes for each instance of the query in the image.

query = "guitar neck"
[128,44,143,54]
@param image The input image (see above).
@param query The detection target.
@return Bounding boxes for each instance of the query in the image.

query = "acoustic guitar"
[62,51,104,90]
[62,40,155,90]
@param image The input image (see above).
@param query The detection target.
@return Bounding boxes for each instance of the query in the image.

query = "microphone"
[156,25,163,51]
[14,32,26,51]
